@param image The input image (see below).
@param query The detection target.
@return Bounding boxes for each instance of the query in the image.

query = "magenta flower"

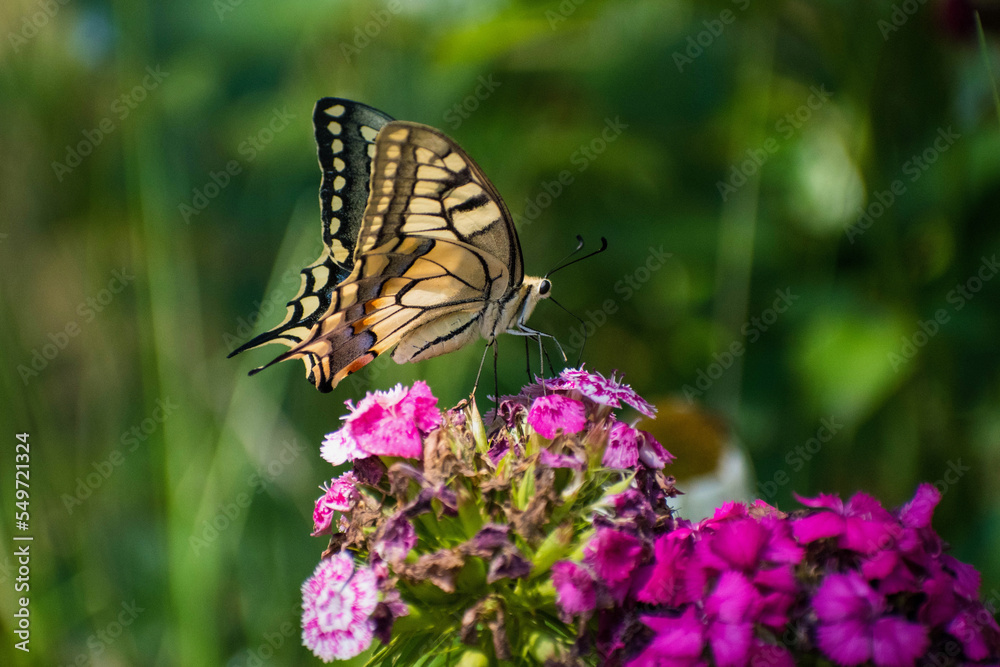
[539,448,585,470]
[792,491,896,555]
[813,571,929,667]
[548,367,656,417]
[301,553,379,662]
[321,382,441,464]
[527,394,586,439]
[634,532,692,606]
[552,561,596,618]
[584,528,644,602]
[703,570,760,666]
[628,607,707,667]
[602,420,673,469]
[312,471,359,536]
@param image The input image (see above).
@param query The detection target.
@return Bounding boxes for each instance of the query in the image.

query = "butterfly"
[230,98,561,392]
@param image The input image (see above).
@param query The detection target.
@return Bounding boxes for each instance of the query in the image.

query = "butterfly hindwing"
[229,99,394,359]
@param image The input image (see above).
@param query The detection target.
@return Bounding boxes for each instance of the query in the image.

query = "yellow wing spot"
[404,214,447,233]
[327,121,342,134]
[385,128,409,142]
[331,238,350,263]
[333,158,345,171]
[383,162,398,179]
[312,264,330,285]
[414,181,443,196]
[330,195,343,212]
[332,139,344,153]
[417,165,451,181]
[407,197,443,214]
[361,125,380,142]
[375,196,390,213]
[385,144,401,160]
[334,175,346,191]
[300,295,321,314]
[368,144,376,158]
[328,104,346,117]
[415,147,439,164]
[443,152,466,172]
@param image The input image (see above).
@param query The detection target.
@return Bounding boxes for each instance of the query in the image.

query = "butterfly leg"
[510,324,568,364]
[471,341,492,400]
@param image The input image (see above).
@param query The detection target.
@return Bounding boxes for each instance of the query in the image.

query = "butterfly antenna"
[545,237,609,279]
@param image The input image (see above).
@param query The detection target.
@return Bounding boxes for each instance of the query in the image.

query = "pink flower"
[813,571,929,667]
[628,607,707,667]
[548,367,656,417]
[321,382,441,464]
[703,570,759,666]
[527,394,586,439]
[320,429,366,467]
[792,491,896,555]
[311,472,359,536]
[301,553,379,661]
[602,420,674,469]
[552,561,596,618]
[634,532,692,606]
[584,528,644,602]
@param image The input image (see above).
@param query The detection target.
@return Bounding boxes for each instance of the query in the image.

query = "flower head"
[302,553,379,662]
[312,471,359,536]
[322,382,441,464]
[527,394,586,439]
[547,367,656,417]
[552,561,597,618]
[813,571,929,667]
[602,420,673,469]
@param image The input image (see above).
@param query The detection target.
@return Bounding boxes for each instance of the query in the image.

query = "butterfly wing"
[263,120,527,392]
[229,98,393,358]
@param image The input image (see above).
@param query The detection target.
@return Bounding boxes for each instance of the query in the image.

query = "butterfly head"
[516,276,553,323]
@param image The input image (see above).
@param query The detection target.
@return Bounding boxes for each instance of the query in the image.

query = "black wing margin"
[229,98,394,360]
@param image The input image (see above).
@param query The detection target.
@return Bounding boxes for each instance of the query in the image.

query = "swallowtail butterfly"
[230,98,555,392]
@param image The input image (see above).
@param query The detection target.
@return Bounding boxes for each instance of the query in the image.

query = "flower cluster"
[553,486,1000,666]
[297,370,1000,667]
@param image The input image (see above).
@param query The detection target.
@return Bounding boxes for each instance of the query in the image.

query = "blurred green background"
[2,0,999,664]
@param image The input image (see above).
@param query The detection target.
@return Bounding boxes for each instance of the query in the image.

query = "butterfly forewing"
[228,98,393,359]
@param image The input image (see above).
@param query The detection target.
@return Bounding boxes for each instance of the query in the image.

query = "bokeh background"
[2,0,1000,664]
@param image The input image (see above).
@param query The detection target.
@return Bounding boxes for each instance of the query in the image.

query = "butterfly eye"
[538,279,551,296]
